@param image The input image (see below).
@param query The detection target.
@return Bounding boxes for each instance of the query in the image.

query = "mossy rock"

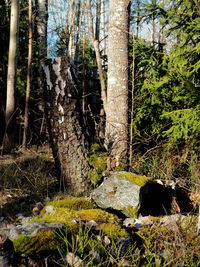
[91,172,152,218]
[33,207,119,227]
[45,197,95,210]
[116,172,151,187]
[31,208,79,233]
[71,209,119,224]
[13,229,63,256]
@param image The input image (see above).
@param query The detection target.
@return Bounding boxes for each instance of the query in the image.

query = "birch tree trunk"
[42,57,92,195]
[3,0,19,151]
[22,0,33,147]
[105,0,130,167]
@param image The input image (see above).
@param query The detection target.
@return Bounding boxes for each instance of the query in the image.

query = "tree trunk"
[22,0,33,148]
[42,57,92,196]
[95,0,101,41]
[36,0,47,58]
[136,0,141,38]
[105,0,130,167]
[68,0,76,58]
[3,0,19,151]
[87,0,107,107]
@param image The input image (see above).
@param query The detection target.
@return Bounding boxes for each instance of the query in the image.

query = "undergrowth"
[56,219,200,266]
[131,144,200,192]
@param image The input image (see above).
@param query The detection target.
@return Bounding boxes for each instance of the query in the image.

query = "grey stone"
[8,221,65,241]
[91,172,150,217]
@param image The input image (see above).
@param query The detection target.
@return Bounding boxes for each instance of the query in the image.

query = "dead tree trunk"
[42,57,92,196]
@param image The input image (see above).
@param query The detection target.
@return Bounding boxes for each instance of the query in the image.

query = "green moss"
[45,198,95,210]
[88,169,103,186]
[116,172,151,187]
[87,153,108,173]
[32,207,119,228]
[13,230,63,255]
[123,205,140,218]
[72,209,119,224]
[99,223,128,240]
[90,143,102,152]
[31,208,78,232]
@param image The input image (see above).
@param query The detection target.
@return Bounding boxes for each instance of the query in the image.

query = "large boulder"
[91,171,151,217]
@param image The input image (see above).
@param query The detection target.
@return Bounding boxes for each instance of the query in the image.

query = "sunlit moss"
[72,209,119,223]
[31,208,78,232]
[45,197,95,210]
[32,207,119,227]
[13,230,63,255]
[87,153,108,173]
[116,172,151,187]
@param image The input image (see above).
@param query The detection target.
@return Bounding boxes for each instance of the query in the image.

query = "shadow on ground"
[0,149,59,222]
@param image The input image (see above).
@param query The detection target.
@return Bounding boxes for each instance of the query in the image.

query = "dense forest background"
[0,0,200,194]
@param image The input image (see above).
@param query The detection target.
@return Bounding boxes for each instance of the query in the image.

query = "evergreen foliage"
[132,0,200,146]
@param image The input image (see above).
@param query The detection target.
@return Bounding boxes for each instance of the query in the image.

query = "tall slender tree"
[22,0,33,147]
[105,0,130,168]
[87,0,107,108]
[3,0,20,151]
[0,0,10,143]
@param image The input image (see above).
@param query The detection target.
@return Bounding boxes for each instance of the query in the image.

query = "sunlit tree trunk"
[105,0,130,168]
[100,0,107,64]
[22,0,33,148]
[3,0,19,151]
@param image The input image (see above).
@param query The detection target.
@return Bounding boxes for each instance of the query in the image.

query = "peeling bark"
[42,57,92,195]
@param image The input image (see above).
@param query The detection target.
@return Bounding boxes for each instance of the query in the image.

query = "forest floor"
[0,146,59,223]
